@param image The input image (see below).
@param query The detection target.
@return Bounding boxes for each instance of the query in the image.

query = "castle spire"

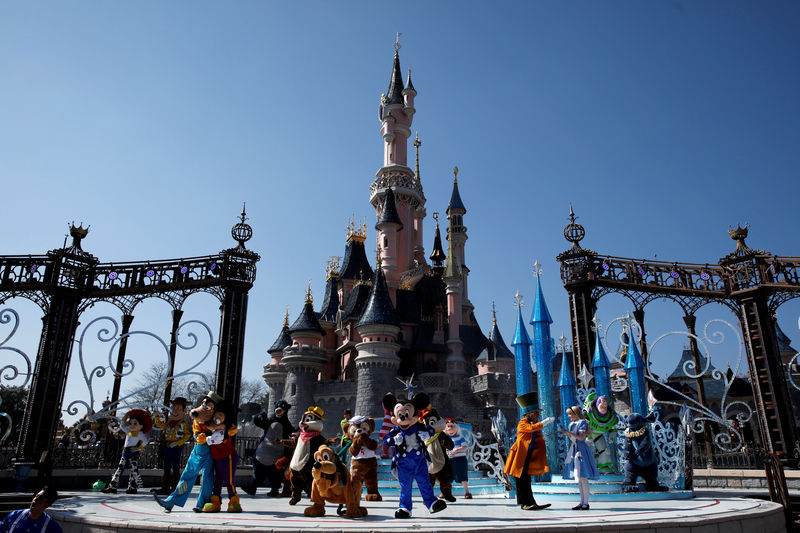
[385,38,405,105]
[530,261,553,325]
[356,260,397,327]
[447,166,466,214]
[429,212,446,269]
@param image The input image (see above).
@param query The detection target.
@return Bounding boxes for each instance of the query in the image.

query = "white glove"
[541,417,555,427]
[394,433,404,445]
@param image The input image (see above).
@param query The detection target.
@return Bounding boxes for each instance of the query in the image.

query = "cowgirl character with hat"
[103,409,153,494]
[503,391,554,511]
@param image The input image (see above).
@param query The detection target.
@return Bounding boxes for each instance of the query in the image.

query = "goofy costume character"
[153,391,222,513]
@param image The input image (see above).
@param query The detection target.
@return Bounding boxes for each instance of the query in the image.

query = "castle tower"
[446,167,472,322]
[511,291,534,417]
[376,187,403,295]
[530,261,557,478]
[443,210,465,375]
[281,286,327,422]
[371,38,426,287]
[354,258,401,418]
[339,221,373,300]
[624,317,648,416]
[590,315,612,400]
[263,309,291,409]
[318,258,342,379]
[429,212,446,275]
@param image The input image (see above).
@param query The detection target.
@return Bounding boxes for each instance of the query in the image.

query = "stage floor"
[43,489,787,533]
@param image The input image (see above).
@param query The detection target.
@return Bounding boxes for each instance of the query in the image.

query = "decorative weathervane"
[393,32,402,52]
[563,203,586,251]
[232,203,253,250]
[453,166,459,182]
[532,259,543,278]
[513,290,524,309]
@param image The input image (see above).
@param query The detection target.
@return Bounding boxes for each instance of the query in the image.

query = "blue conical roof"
[268,325,292,353]
[385,52,405,105]
[340,238,373,281]
[558,350,577,387]
[318,276,340,323]
[624,332,646,370]
[447,178,466,214]
[591,328,610,369]
[356,265,397,327]
[289,301,326,336]
[530,276,553,325]
[489,318,514,359]
[376,188,403,230]
[512,307,532,347]
[405,69,415,93]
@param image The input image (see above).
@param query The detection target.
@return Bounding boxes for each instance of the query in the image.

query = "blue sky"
[1,2,799,421]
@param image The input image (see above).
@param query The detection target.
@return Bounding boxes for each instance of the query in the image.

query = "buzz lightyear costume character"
[582,392,618,474]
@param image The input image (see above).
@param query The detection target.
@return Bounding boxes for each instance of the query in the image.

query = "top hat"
[515,391,541,414]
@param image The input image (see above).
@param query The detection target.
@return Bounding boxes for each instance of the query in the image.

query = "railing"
[690,442,769,469]
[0,436,261,470]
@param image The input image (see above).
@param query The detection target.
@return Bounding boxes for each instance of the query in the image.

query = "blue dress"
[562,419,600,481]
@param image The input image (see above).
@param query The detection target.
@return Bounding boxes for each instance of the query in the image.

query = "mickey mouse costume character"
[503,391,554,511]
[382,392,447,519]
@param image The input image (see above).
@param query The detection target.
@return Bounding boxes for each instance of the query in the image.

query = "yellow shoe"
[227,495,242,513]
[202,495,221,513]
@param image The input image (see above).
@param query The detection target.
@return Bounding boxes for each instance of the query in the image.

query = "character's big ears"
[644,411,657,424]
[411,392,430,412]
[382,393,398,413]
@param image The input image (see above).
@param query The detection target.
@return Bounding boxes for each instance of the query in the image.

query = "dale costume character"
[153,397,192,495]
[343,415,382,501]
[284,406,336,505]
[583,392,618,474]
[444,418,472,499]
[103,409,153,494]
[503,391,554,511]
[241,400,295,497]
[420,408,456,502]
[560,405,599,510]
[620,412,668,493]
[203,400,242,513]
[153,391,222,513]
[382,392,447,519]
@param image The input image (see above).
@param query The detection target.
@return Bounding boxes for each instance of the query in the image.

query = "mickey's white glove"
[394,433,404,445]
[541,417,555,427]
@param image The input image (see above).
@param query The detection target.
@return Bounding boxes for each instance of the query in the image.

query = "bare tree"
[122,361,170,407]
[239,378,267,406]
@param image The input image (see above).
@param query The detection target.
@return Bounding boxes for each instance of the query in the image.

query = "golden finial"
[346,215,367,243]
[453,166,459,184]
[283,306,290,327]
[376,246,383,269]
[492,301,497,326]
[326,256,342,279]
[305,280,313,304]
[393,32,402,53]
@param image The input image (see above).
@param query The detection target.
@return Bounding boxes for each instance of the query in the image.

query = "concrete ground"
[39,488,788,533]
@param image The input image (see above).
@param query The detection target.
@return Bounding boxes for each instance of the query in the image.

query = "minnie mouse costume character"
[382,392,447,519]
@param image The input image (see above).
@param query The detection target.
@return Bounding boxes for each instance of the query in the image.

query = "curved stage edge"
[43,490,788,533]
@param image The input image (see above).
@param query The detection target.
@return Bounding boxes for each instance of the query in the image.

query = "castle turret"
[590,316,612,400]
[624,316,648,415]
[443,210,464,375]
[263,309,291,409]
[476,304,515,375]
[354,258,401,418]
[281,286,327,422]
[557,334,578,430]
[446,167,471,321]
[511,291,533,417]
[429,212,446,275]
[371,38,426,283]
[340,220,373,298]
[530,261,557,478]
[376,187,403,289]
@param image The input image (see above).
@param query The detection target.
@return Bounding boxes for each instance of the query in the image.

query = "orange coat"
[503,417,549,478]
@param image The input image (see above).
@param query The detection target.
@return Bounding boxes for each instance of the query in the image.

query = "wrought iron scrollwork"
[65,315,217,443]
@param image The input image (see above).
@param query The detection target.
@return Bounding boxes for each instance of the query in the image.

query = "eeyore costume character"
[620,412,668,493]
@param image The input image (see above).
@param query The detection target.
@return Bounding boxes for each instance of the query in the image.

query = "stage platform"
[39,488,787,533]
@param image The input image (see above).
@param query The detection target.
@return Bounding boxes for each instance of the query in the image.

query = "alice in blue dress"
[562,419,600,481]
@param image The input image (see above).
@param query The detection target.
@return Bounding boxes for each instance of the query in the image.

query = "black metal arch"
[0,213,259,464]
[557,213,800,458]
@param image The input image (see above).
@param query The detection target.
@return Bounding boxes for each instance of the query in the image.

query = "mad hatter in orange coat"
[503,391,554,511]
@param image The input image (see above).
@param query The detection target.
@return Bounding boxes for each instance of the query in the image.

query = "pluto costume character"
[284,406,336,505]
[153,392,222,513]
[620,412,668,493]
[303,444,367,519]
[382,392,447,519]
[343,415,382,501]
